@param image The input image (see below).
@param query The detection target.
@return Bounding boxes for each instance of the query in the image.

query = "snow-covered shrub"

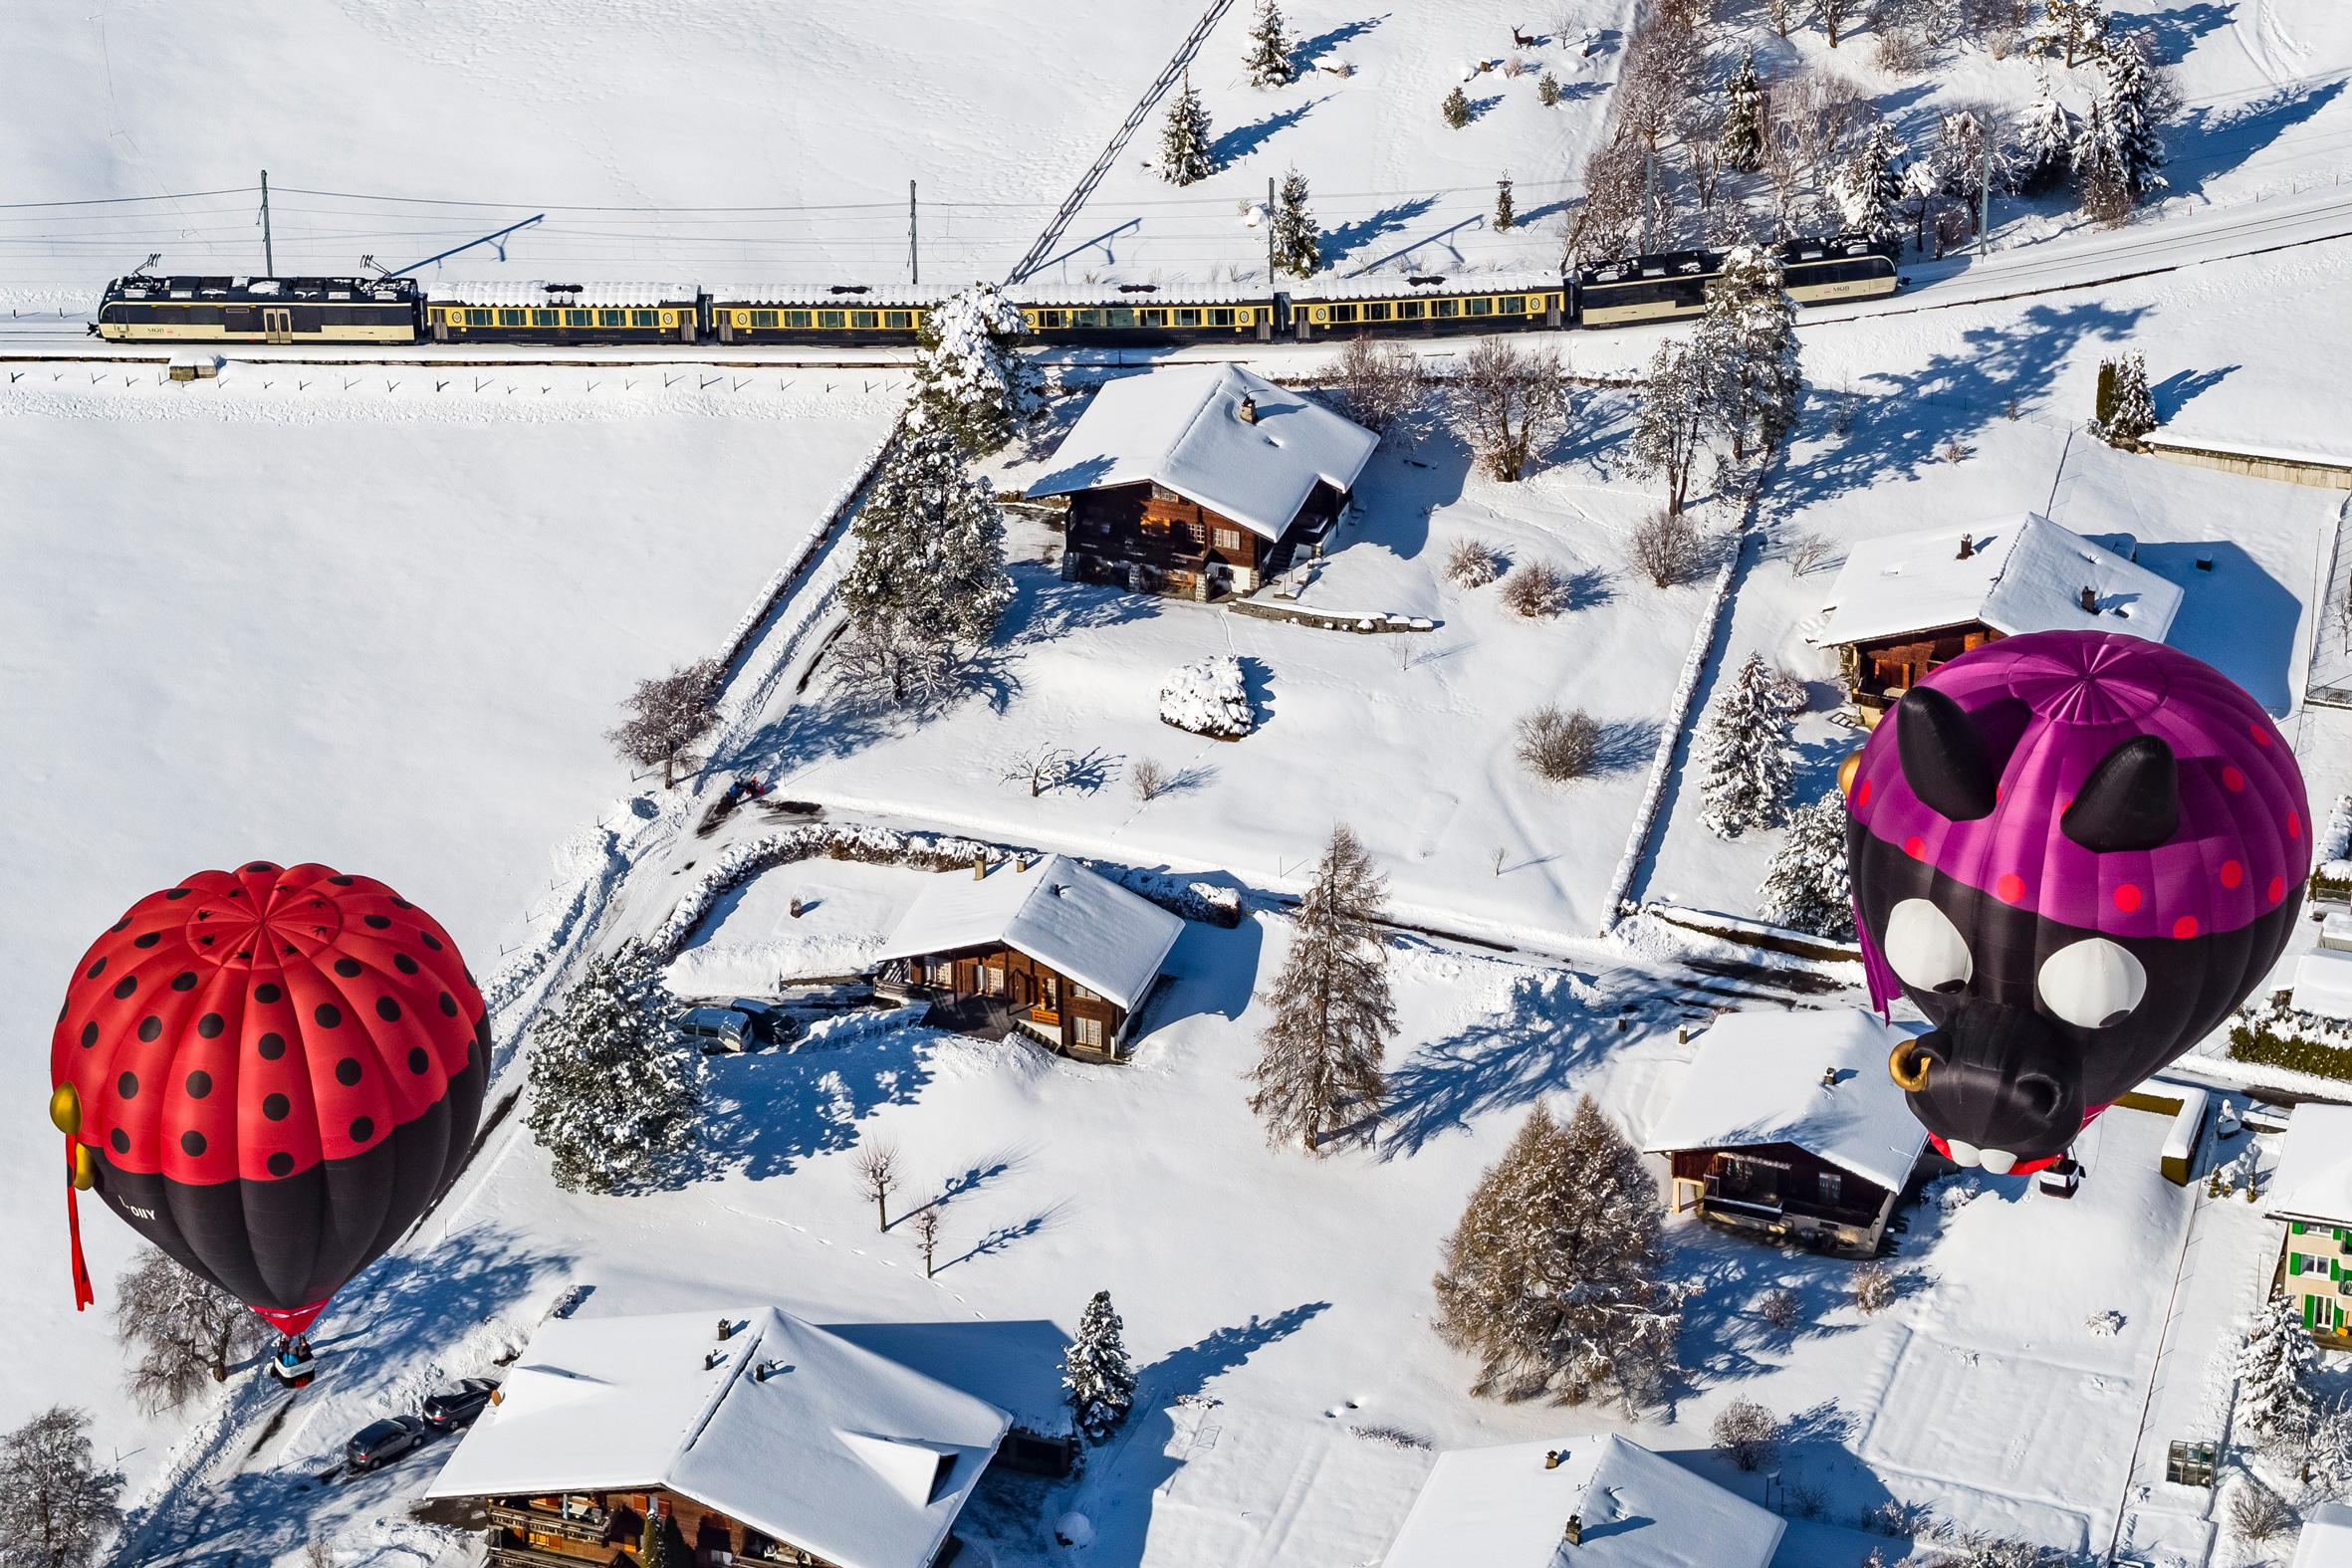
[1851,1262,1897,1314]
[1626,509,1706,588]
[1445,538,1504,588]
[2319,792,2352,864]
[2092,351,2155,449]
[1710,1399,1779,1470]
[1442,85,1472,127]
[1516,706,1603,784]
[2228,1472,2294,1542]
[1501,560,1572,618]
[1928,1534,2069,1568]
[1160,654,1254,739]
[1757,1287,1804,1331]
[2085,1309,2124,1337]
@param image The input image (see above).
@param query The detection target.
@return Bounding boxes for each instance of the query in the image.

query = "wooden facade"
[881,942,1138,1062]
[1664,1140,1901,1258]
[1836,622,2003,726]
[1058,479,1344,600]
[481,1486,857,1568]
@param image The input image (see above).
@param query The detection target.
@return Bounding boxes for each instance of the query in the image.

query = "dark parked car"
[345,1416,425,1472]
[421,1378,499,1431]
[677,1005,752,1053]
[726,998,799,1046]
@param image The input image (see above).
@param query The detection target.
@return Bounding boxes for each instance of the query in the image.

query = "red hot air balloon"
[47,862,488,1343]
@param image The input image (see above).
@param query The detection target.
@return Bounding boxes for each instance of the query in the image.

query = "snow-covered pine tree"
[1698,652,1796,837]
[1443,84,1472,129]
[2311,1392,2352,1494]
[837,422,1015,655]
[1245,0,1294,88]
[525,940,703,1194]
[1722,52,1766,172]
[1249,824,1396,1153]
[1432,1096,1681,1409]
[910,283,1040,457]
[2071,35,2166,224]
[1758,789,1853,938]
[1272,167,1322,278]
[1493,174,1517,233]
[1695,245,1801,464]
[1062,1289,1137,1443]
[1829,121,1907,246]
[2092,351,2155,448]
[1160,72,1216,185]
[2236,1292,2319,1452]
[1627,337,1710,517]
[2014,78,2079,192]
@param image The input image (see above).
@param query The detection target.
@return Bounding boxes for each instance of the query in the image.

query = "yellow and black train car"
[95,276,420,343]
[424,282,700,343]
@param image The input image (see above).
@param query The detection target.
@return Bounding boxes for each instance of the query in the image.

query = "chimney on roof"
[1016,853,1033,872]
[716,1318,733,1341]
[1956,532,1974,560]
[1543,1450,1562,1470]
[704,1349,724,1370]
[974,853,988,881]
[1239,393,1259,425]
[1821,1067,1838,1088]
[2079,585,2099,613]
[1565,1513,1584,1546]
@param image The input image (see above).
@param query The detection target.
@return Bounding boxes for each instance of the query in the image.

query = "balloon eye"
[2037,938,2147,1029]
[1885,898,1973,994]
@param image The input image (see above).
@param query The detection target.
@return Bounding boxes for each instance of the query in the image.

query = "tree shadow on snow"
[1294,15,1385,73]
[1212,98,1328,164]
[2151,362,2237,421]
[1002,568,1160,644]
[1321,195,1438,266]
[1382,972,1623,1158]
[693,1018,941,1184]
[2163,79,2346,203]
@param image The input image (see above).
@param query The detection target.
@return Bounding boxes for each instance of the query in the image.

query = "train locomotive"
[93,235,1897,348]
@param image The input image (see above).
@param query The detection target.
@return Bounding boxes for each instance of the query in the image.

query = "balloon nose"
[1904,1003,2085,1162]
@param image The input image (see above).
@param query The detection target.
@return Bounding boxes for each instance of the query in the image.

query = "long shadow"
[2152,363,2237,421]
[2137,539,2302,712]
[1002,567,1160,644]
[826,1318,1072,1429]
[2164,79,2347,202]
[2136,1,2244,65]
[1383,971,1618,1157]
[1213,99,1326,164]
[1294,15,1385,72]
[1321,195,1438,264]
[694,1014,942,1184]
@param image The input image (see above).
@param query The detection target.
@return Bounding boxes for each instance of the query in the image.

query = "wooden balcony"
[488,1502,614,1546]
[487,1537,613,1568]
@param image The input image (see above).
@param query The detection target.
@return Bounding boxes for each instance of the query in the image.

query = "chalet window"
[1817,1171,1842,1207]
[1074,1016,1103,1049]
[1179,517,1207,545]
[1214,527,1242,551]
[980,965,1004,996]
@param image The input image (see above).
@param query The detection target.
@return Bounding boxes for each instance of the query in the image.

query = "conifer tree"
[1721,53,1766,172]
[526,941,702,1194]
[1695,245,1801,464]
[838,423,1015,655]
[910,284,1040,457]
[1699,653,1796,837]
[1830,121,1908,245]
[2092,351,2155,448]
[1272,167,1322,278]
[1062,1290,1137,1443]
[1627,337,1710,517]
[1432,1097,1681,1409]
[1160,73,1216,185]
[2072,38,2166,224]
[1245,0,1294,88]
[2237,1293,2318,1452]
[1250,825,1396,1153]
[1759,789,1853,938]
[1494,175,1517,232]
[640,1504,671,1568]
[1443,85,1472,129]
[2035,0,2106,69]
[2014,80,2079,192]
[1538,73,1562,108]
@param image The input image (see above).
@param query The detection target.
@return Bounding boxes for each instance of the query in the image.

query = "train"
[92,235,1899,349]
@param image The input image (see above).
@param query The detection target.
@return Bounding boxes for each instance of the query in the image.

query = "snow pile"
[1160,654,1255,740]
[2085,1310,2125,1337]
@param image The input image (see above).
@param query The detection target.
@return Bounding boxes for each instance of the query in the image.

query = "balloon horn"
[1889,1038,1934,1092]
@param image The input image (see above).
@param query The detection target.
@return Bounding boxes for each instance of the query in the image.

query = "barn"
[1027,362,1378,601]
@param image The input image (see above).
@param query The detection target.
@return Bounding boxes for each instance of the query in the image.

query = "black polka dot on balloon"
[165,888,190,901]
[109,918,129,934]
[267,1152,295,1177]
[110,1129,129,1154]
[391,897,411,910]
[258,1031,286,1060]
[407,1046,430,1075]
[315,1004,342,1028]
[375,997,401,1022]
[437,992,458,1017]
[79,1022,98,1048]
[137,1016,161,1043]
[117,1072,138,1099]
[196,1012,225,1039]
[350,1116,374,1143]
[133,932,160,949]
[245,861,274,873]
[329,875,353,886]
[393,954,419,976]
[363,914,390,930]
[255,982,282,1004]
[335,1057,361,1087]
[85,957,106,980]
[171,972,197,993]
[185,1070,212,1099]
[333,958,361,979]
[420,932,443,952]
[180,1131,206,1157]
[263,1093,290,1121]
[113,977,137,1000]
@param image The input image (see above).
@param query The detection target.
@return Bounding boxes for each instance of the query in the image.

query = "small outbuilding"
[2296,1501,2352,1567]
[1027,362,1378,600]
[1812,513,2183,725]
[1644,1009,1930,1258]
[2264,1102,2352,1343]
[1380,1434,1783,1568]
[871,854,1183,1062]
[422,1305,1009,1568]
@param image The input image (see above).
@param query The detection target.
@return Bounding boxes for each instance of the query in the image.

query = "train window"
[784,310,813,328]
[884,311,912,330]
[1363,301,1391,322]
[1106,309,1137,328]
[627,310,654,327]
[1173,309,1201,327]
[1498,295,1526,315]
[1206,308,1232,327]
[1329,304,1359,325]
[1069,310,1102,328]
[599,310,625,327]
[817,311,844,329]
[1433,299,1461,318]
[1138,310,1165,326]
[465,310,490,327]
[499,310,526,327]
[530,309,559,327]
[1397,301,1425,320]
[850,310,879,329]
[1465,297,1492,317]
[751,310,777,329]
[1034,310,1063,329]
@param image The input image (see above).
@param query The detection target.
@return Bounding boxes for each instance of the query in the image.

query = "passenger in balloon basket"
[1840,631,2307,1181]
[46,861,490,1379]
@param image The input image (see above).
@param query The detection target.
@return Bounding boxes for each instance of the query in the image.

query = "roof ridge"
[669,1317,762,1475]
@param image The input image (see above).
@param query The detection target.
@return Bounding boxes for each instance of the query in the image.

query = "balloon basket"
[270,1338,318,1389]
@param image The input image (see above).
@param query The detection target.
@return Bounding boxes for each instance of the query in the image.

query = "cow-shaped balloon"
[1845,631,2307,1175]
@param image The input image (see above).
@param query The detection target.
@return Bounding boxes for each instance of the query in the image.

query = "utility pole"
[1267,175,1277,284]
[908,180,919,287]
[260,169,275,276]
[1978,135,1994,256]
[1641,150,1657,255]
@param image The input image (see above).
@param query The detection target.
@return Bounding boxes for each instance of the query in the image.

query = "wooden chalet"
[1643,1010,1930,1259]
[871,854,1183,1062]
[422,1307,1008,1568]
[1811,513,2182,726]
[1026,362,1378,600]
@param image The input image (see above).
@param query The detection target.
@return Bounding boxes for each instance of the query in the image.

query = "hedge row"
[2230,1020,2352,1081]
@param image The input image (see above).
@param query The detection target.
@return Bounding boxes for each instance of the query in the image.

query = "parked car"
[345,1416,425,1472]
[421,1378,499,1432]
[676,1006,752,1053]
[725,998,799,1046]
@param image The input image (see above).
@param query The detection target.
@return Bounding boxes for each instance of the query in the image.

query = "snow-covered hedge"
[711,425,897,689]
[1160,654,1254,740]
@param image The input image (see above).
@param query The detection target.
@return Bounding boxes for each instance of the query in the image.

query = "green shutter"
[2292,1253,2302,1276]
[2308,1294,2323,1329]
[2294,1222,2308,1235]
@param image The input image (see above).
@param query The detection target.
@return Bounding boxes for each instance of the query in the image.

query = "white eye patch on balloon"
[1885,898,1972,994]
[2036,937,2147,1029]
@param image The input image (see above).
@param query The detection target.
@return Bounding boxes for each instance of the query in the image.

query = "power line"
[0,187,258,209]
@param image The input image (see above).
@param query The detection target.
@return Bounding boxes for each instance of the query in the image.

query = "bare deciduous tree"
[1851,1261,1897,1313]
[1331,336,1422,436]
[1568,134,1649,262]
[1626,509,1707,588]
[1785,530,1834,575]
[910,1201,945,1278]
[833,620,957,711]
[609,659,723,788]
[1815,0,1861,46]
[2230,1474,2293,1542]
[0,1407,124,1568]
[1627,339,1710,517]
[852,1141,900,1231]
[1002,745,1083,798]
[1516,706,1602,783]
[113,1248,269,1413]
[1445,538,1504,587]
[1249,825,1396,1153]
[1129,758,1171,802]
[1712,1399,1781,1469]
[1455,338,1568,483]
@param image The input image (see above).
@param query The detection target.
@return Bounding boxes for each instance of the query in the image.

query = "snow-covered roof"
[1381,1435,1783,1568]
[2266,1103,2352,1228]
[1018,282,1277,307]
[1812,513,2183,649]
[1298,269,1565,302]
[425,280,699,307]
[1642,1009,1930,1195]
[1025,363,1379,540]
[872,854,1183,1012]
[2297,1501,2352,1566]
[707,285,943,308]
[2293,949,2352,1023]
[422,1306,1008,1568]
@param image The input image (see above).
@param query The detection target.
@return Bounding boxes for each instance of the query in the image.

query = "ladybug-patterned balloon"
[1847,631,2307,1177]
[48,862,487,1334]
